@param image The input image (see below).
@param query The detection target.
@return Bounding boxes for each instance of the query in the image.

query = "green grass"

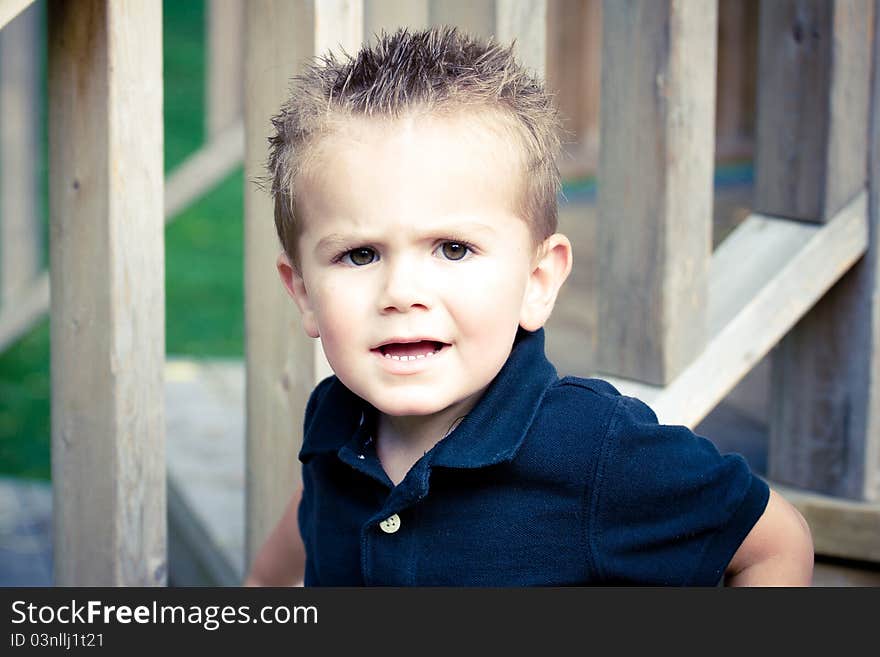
[0,0,245,481]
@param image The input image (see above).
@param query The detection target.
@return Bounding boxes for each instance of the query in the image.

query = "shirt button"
[379,514,401,534]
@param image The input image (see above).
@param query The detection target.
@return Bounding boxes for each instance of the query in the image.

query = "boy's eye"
[438,241,470,261]
[343,247,377,266]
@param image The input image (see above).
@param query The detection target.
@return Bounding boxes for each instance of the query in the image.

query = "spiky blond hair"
[267,26,563,265]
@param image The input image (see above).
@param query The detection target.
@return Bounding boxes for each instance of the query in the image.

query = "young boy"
[246,27,814,586]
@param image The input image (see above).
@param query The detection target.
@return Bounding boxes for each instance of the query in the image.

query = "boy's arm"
[243,486,306,587]
[723,488,814,586]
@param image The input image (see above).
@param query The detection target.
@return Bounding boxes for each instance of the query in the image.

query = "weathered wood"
[546,0,600,180]
[716,0,758,163]
[754,0,871,222]
[206,0,244,139]
[0,0,35,29]
[243,0,352,570]
[429,0,494,38]
[495,0,545,79]
[596,0,717,385]
[772,482,880,563]
[165,120,243,220]
[315,0,363,60]
[762,0,878,502]
[619,192,868,428]
[364,0,428,41]
[48,0,164,585]
[0,1,42,306]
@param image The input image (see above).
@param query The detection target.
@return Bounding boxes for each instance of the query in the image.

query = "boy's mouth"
[372,340,449,361]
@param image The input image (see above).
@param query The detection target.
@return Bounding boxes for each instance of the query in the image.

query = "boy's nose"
[378,257,429,313]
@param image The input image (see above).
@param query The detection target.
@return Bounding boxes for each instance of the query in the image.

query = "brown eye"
[346,247,377,266]
[440,242,469,261]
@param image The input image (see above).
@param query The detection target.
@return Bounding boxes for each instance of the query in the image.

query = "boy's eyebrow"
[314,222,498,252]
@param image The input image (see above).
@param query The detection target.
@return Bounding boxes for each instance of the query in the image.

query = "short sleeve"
[590,395,769,586]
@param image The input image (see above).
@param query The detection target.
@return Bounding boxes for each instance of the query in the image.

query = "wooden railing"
[1,0,877,585]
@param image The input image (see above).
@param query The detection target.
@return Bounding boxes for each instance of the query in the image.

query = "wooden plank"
[762,0,879,502]
[649,192,868,428]
[716,0,758,163]
[48,0,165,585]
[364,0,428,41]
[546,0,600,180]
[315,0,363,59]
[754,0,871,222]
[206,0,244,139]
[495,0,545,79]
[428,0,494,38]
[0,0,42,306]
[0,0,35,30]
[243,0,352,569]
[772,482,880,563]
[596,0,717,385]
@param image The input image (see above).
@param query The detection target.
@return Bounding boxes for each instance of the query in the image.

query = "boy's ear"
[519,233,573,332]
[277,252,320,338]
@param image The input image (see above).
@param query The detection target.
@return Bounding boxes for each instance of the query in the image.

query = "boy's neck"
[375,395,477,486]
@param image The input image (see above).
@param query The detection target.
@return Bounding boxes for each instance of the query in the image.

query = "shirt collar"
[299,327,558,468]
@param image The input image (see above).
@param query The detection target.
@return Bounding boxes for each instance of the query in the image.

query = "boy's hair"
[267,26,563,267]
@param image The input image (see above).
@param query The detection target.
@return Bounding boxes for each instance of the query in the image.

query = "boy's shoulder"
[541,374,659,429]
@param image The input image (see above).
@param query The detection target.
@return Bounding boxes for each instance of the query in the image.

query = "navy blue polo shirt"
[297,327,769,586]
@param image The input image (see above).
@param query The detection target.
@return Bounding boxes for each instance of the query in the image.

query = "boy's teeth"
[383,349,440,361]
[380,340,443,360]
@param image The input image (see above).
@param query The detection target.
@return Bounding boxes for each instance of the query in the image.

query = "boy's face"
[280,114,563,419]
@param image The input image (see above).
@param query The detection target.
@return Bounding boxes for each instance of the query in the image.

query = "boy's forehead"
[297,111,526,227]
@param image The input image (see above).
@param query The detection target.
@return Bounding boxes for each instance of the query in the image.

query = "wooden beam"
[48,0,165,585]
[716,0,759,163]
[243,0,356,572]
[495,0,545,79]
[206,0,244,139]
[546,0,601,180]
[618,191,868,428]
[0,0,41,306]
[758,0,879,502]
[0,0,35,30]
[596,0,717,385]
[755,0,871,222]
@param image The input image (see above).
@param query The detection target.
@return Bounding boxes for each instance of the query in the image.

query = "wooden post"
[0,0,42,306]
[546,0,601,180]
[763,0,878,501]
[596,0,717,385]
[244,0,362,570]
[48,0,165,585]
[755,0,870,223]
[495,0,545,79]
[716,0,758,163]
[206,0,244,139]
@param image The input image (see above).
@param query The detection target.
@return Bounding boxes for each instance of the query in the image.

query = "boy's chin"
[368,394,457,419]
